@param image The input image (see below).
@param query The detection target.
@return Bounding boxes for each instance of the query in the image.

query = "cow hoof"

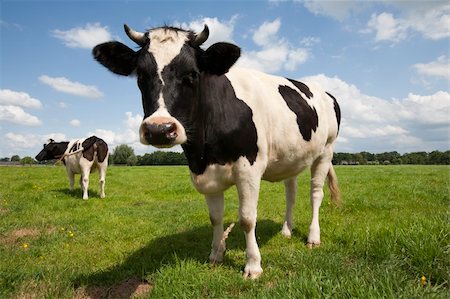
[209,250,225,265]
[307,242,320,249]
[83,197,89,200]
[281,222,292,238]
[243,265,263,280]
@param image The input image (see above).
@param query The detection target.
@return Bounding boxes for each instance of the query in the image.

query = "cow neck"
[182,73,258,175]
[55,142,70,157]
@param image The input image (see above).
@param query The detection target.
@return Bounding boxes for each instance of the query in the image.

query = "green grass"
[0,165,448,298]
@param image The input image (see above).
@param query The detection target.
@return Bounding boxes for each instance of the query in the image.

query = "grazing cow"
[35,136,109,200]
[93,24,341,279]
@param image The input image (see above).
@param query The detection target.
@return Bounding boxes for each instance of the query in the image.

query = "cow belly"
[190,164,234,194]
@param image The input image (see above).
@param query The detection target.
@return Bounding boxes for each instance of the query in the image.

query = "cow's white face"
[93,24,241,148]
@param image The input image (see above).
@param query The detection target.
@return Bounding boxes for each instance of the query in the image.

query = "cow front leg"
[236,176,262,279]
[206,193,225,264]
[308,150,333,248]
[281,176,297,238]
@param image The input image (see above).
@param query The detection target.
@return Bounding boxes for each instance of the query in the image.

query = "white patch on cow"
[148,28,189,79]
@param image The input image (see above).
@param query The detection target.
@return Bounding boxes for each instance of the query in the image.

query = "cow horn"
[193,24,209,46]
[124,24,146,46]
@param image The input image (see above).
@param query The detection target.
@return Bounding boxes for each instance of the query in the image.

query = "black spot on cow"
[326,92,341,133]
[278,85,318,141]
[82,136,109,162]
[288,79,313,99]
[183,76,258,175]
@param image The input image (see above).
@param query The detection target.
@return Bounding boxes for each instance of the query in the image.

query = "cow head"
[93,24,241,148]
[35,139,69,161]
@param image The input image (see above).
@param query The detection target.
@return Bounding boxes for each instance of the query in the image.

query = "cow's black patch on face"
[183,75,258,175]
[326,92,341,133]
[288,79,313,99]
[161,45,200,122]
[35,142,69,161]
[136,50,161,118]
[279,85,318,141]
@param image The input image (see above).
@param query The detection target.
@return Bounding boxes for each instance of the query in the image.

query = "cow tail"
[327,164,341,206]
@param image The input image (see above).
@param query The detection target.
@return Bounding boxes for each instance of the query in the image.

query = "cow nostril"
[144,122,177,145]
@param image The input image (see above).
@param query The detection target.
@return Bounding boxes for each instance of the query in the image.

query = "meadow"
[0,165,448,298]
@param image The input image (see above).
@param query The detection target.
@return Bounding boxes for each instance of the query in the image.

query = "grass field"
[0,165,448,298]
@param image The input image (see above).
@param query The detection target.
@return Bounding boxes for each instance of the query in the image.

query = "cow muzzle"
[140,117,186,148]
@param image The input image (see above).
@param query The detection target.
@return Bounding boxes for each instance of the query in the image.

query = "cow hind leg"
[281,176,297,238]
[67,170,75,192]
[98,162,107,198]
[206,193,225,264]
[80,169,91,200]
[308,147,334,248]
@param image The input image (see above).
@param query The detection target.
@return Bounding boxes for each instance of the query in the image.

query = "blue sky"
[1,0,449,158]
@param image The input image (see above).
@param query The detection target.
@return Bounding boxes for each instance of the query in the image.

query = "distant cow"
[93,24,341,278]
[35,136,108,200]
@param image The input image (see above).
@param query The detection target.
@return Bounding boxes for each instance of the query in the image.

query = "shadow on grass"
[74,219,280,298]
[55,188,101,199]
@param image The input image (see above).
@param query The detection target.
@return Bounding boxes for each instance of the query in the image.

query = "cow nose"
[143,122,178,145]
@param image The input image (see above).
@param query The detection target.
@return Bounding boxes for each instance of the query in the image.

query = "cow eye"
[182,71,199,86]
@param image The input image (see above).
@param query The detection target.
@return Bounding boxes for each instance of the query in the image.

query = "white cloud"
[69,119,80,127]
[364,2,450,43]
[252,18,281,46]
[301,1,449,42]
[394,91,450,125]
[0,105,42,126]
[300,74,450,152]
[413,56,450,80]
[237,19,309,73]
[0,89,42,109]
[59,102,68,109]
[300,36,321,47]
[39,75,103,98]
[52,22,112,49]
[366,12,408,43]
[180,16,238,48]
[301,0,365,21]
[5,132,66,152]
[88,112,146,154]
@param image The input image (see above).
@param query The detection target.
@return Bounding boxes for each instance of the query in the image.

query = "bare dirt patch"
[0,227,58,245]
[74,277,153,299]
[0,228,40,245]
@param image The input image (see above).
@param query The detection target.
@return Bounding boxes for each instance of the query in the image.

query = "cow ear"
[200,42,241,75]
[92,42,138,76]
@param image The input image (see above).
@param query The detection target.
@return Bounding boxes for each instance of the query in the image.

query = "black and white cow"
[93,25,341,278]
[35,136,109,200]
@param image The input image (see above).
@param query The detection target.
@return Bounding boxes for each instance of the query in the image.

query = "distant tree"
[111,144,136,165]
[0,157,10,162]
[126,154,138,166]
[402,152,428,165]
[428,150,450,165]
[20,156,35,165]
[11,155,20,162]
[137,151,187,165]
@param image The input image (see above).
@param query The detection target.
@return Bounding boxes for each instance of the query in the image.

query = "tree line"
[110,146,449,166]
[332,150,450,165]
[1,146,448,166]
